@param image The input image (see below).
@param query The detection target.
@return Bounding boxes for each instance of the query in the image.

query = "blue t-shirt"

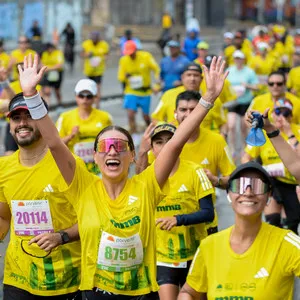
[182,37,201,61]
[227,66,259,105]
[160,55,190,91]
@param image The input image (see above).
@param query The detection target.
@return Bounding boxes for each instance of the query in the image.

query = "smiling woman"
[178,161,300,300]
[18,53,228,299]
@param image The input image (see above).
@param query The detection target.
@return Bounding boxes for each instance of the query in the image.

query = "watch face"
[61,231,70,244]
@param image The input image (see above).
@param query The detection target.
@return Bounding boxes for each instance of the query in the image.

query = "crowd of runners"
[0,20,300,300]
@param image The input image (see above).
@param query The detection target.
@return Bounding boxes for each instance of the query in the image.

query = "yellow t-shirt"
[10,48,36,80]
[82,39,110,76]
[187,223,300,300]
[162,14,172,29]
[244,125,300,184]
[287,66,300,98]
[56,107,112,175]
[118,51,160,97]
[66,162,168,295]
[248,92,300,124]
[156,160,214,263]
[41,49,64,71]
[224,43,253,66]
[0,150,81,296]
[0,51,11,69]
[10,80,41,94]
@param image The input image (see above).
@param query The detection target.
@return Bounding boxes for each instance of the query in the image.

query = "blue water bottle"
[245,112,266,146]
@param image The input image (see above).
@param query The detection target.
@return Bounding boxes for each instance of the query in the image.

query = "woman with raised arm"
[18,54,227,299]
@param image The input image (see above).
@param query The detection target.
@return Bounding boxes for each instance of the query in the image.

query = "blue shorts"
[123,94,151,114]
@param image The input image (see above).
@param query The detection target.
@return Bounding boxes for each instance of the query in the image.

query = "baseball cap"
[167,40,180,47]
[204,54,217,67]
[182,63,202,74]
[274,99,293,111]
[257,42,269,51]
[151,123,176,140]
[123,40,137,55]
[74,79,97,96]
[197,41,209,50]
[229,161,272,187]
[7,92,48,118]
[233,50,245,59]
[224,32,234,39]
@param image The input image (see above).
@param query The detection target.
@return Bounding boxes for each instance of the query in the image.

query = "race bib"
[97,232,143,272]
[264,163,285,177]
[232,85,246,97]
[129,76,143,89]
[157,261,187,268]
[47,70,59,82]
[258,75,268,85]
[12,200,54,236]
[90,56,102,67]
[74,142,94,163]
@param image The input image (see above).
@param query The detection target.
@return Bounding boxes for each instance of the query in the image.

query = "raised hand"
[18,54,47,96]
[202,56,229,103]
[140,122,156,154]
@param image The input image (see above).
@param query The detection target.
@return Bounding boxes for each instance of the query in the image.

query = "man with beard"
[0,93,81,299]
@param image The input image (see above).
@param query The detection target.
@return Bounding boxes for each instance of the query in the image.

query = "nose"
[107,145,118,155]
[243,185,254,195]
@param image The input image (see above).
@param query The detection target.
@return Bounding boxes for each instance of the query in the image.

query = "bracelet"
[266,129,280,138]
[199,97,214,110]
[24,92,48,120]
[0,80,10,89]
[288,134,295,139]
[23,89,38,98]
[294,141,299,148]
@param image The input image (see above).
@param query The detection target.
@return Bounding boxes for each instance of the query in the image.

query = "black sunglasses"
[274,108,292,117]
[268,82,284,87]
[78,93,94,100]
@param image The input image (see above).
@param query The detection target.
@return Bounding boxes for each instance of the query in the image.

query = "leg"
[140,96,151,128]
[157,265,180,300]
[123,95,138,133]
[54,87,62,106]
[42,86,52,105]
[158,284,179,300]
[94,83,101,109]
[127,109,137,133]
[227,112,237,154]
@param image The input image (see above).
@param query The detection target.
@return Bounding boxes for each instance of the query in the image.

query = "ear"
[131,150,136,163]
[174,112,178,120]
[227,194,232,203]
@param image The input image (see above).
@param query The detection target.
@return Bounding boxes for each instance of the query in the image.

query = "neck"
[272,92,285,101]
[187,128,199,143]
[237,64,244,70]
[78,106,92,119]
[19,140,48,167]
[102,175,128,200]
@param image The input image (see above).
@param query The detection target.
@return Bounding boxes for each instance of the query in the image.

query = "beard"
[12,126,42,147]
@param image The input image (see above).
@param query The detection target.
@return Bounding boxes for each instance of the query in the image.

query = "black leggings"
[82,290,138,300]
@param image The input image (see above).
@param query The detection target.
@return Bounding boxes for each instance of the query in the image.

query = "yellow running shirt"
[187,223,300,300]
[0,52,11,69]
[56,107,112,175]
[118,51,160,97]
[82,39,109,77]
[156,160,214,263]
[10,48,36,80]
[65,162,168,295]
[287,66,300,98]
[0,150,81,296]
[41,49,64,71]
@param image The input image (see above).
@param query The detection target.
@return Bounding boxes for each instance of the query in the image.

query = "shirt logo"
[254,267,269,278]
[128,195,138,205]
[43,184,54,193]
[201,158,210,165]
[96,122,103,128]
[178,184,188,192]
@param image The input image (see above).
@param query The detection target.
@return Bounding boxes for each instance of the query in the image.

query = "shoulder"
[93,108,112,119]
[82,39,91,47]
[286,92,300,102]
[59,108,77,119]
[252,92,270,102]
[10,49,19,56]
[201,227,232,250]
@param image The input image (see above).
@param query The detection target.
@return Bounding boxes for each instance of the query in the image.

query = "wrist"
[202,93,214,103]
[264,124,277,134]
[23,89,38,98]
[199,97,214,110]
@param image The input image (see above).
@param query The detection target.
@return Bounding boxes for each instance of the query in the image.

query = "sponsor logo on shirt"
[128,195,138,205]
[43,184,54,193]
[201,158,210,165]
[254,267,269,278]
[178,184,188,192]
[156,204,181,212]
[110,216,140,229]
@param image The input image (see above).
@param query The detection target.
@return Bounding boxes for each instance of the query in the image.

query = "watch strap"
[266,129,280,138]
[199,97,214,110]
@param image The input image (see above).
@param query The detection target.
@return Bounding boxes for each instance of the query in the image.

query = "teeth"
[106,160,120,164]
[240,201,256,206]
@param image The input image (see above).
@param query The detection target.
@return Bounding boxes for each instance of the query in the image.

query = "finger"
[222,70,229,80]
[36,236,48,247]
[262,108,270,118]
[17,64,23,75]
[202,64,209,82]
[28,53,33,68]
[23,55,28,69]
[37,66,47,81]
[216,56,222,72]
[33,54,39,69]
[155,218,162,225]
[210,56,217,70]
[28,236,40,245]
[218,60,226,76]
[39,242,50,250]
[160,221,168,230]
[166,223,174,231]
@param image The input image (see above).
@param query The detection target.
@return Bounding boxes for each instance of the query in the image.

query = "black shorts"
[82,289,139,299]
[157,260,192,287]
[227,103,250,116]
[4,123,18,152]
[88,76,102,84]
[40,71,63,89]
[3,284,80,300]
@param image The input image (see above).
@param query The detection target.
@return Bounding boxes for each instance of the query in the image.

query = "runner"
[40,43,64,106]
[119,29,142,56]
[61,23,76,73]
[81,31,110,108]
[136,123,214,300]
[0,40,11,71]
[18,54,227,299]
[56,79,112,175]
[178,161,300,300]
[0,93,81,299]
[118,40,160,134]
[194,41,209,65]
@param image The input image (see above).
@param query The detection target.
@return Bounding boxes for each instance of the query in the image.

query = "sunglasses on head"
[268,81,284,87]
[78,93,94,100]
[96,138,130,153]
[229,177,270,195]
[274,108,292,117]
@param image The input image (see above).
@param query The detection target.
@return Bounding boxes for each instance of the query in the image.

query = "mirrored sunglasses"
[229,177,270,195]
[274,108,291,117]
[96,138,130,153]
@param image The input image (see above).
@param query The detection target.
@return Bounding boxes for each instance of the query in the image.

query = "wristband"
[266,129,280,138]
[0,80,10,89]
[288,134,295,139]
[215,177,222,188]
[24,92,48,120]
[294,141,299,148]
[199,97,214,110]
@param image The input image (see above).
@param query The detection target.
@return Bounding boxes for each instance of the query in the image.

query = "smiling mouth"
[105,159,121,167]
[238,201,257,206]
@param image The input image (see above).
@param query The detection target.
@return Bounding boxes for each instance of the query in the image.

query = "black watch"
[59,231,70,245]
[266,129,280,138]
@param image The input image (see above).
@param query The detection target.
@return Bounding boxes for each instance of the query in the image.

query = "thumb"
[262,108,270,118]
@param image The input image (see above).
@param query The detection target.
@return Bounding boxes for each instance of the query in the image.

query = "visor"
[96,138,130,153]
[229,177,271,195]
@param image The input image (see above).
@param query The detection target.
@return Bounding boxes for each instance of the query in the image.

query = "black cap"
[7,92,48,118]
[151,123,176,140]
[204,54,217,67]
[229,161,273,187]
[182,63,202,74]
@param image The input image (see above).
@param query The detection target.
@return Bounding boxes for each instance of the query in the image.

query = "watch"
[59,231,70,245]
[266,129,280,138]
[199,97,214,110]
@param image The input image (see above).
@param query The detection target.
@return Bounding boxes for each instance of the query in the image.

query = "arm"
[178,283,207,300]
[0,66,15,101]
[0,202,11,240]
[241,152,252,163]
[19,54,76,185]
[154,57,228,188]
[203,169,230,189]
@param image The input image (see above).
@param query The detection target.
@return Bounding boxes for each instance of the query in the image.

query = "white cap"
[74,79,97,96]
[224,32,234,39]
[257,42,269,50]
[233,50,245,59]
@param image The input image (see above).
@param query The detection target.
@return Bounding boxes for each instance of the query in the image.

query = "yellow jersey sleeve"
[244,144,260,158]
[56,114,68,137]
[147,53,160,80]
[151,98,168,122]
[118,56,127,83]
[217,141,236,176]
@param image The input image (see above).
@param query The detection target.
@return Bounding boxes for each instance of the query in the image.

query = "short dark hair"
[268,70,286,83]
[94,125,135,152]
[175,90,201,109]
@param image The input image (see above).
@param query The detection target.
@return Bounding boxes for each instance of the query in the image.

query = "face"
[198,49,208,57]
[189,31,196,39]
[10,109,42,147]
[76,90,95,109]
[175,99,198,124]
[18,37,29,51]
[234,36,243,47]
[229,171,270,218]
[271,108,292,128]
[181,70,202,91]
[170,46,180,57]
[94,130,135,181]
[268,74,286,97]
[151,132,173,158]
[234,57,245,67]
